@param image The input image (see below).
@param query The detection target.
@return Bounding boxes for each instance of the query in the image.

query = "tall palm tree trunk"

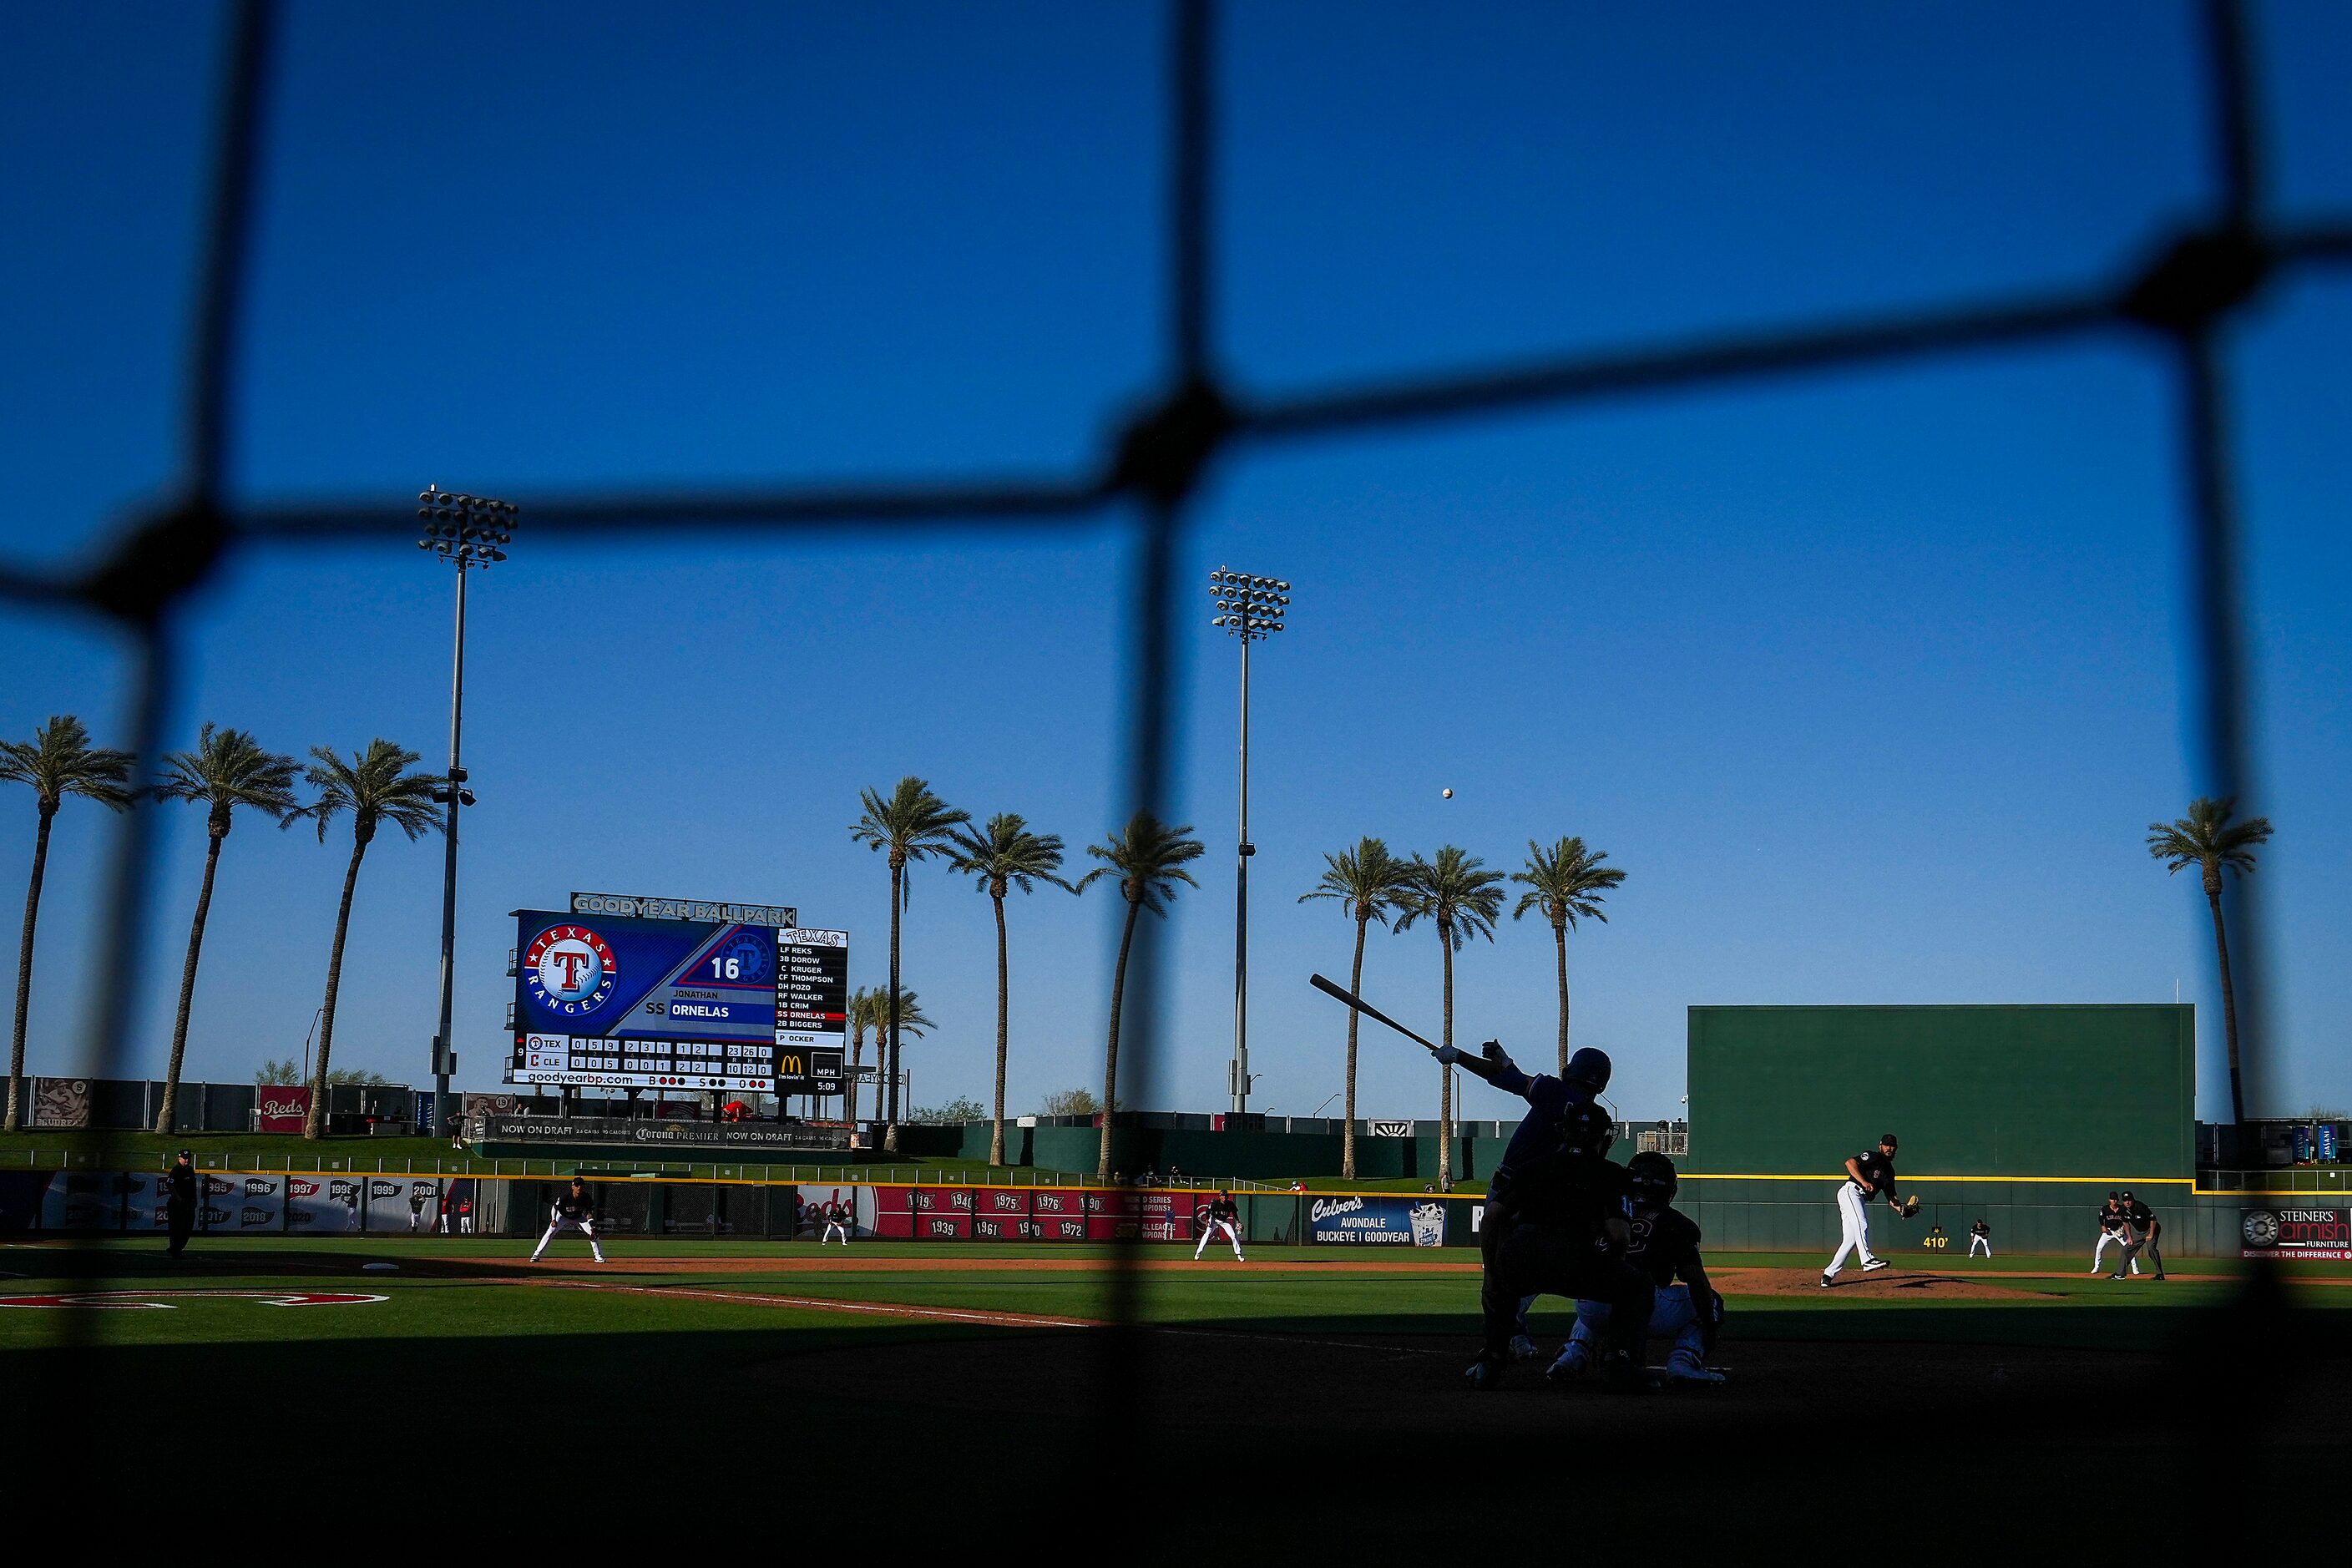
[1438,934,1454,1190]
[847,1020,864,1126]
[155,831,224,1133]
[2206,883,2246,1124]
[884,861,903,1153]
[5,810,55,1132]
[989,892,1009,1166]
[1098,897,1141,1179]
[1342,913,1367,1180]
[305,839,368,1140]
[1552,918,1570,1075]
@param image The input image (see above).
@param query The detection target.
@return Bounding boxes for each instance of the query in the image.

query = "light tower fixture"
[417,484,520,1128]
[1208,564,1294,1116]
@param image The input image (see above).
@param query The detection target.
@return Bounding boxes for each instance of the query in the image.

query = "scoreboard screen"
[507,909,848,1093]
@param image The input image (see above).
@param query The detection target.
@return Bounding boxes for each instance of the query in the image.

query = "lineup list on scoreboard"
[775,928,849,1087]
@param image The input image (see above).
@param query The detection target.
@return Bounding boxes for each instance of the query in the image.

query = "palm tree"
[1,716,134,1131]
[948,812,1074,1165]
[301,741,442,1139]
[849,777,969,1152]
[845,984,930,1126]
[1510,836,1626,1075]
[1076,812,1203,1179]
[1299,837,1417,1178]
[2147,796,2274,1124]
[149,725,301,1132]
[1395,846,1505,1190]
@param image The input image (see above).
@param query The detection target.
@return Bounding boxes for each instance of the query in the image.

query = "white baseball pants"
[532,1216,604,1262]
[822,1221,849,1245]
[2093,1230,2138,1273]
[1824,1181,1877,1277]
[1969,1235,1991,1257]
[1194,1219,1243,1260]
[1561,1283,1707,1376]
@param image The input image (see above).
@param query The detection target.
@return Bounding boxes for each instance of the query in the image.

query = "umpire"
[164,1149,197,1259]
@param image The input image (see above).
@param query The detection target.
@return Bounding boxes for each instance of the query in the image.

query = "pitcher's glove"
[1899,1196,1921,1218]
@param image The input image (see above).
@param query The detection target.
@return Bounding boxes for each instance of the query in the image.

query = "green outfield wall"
[1688,1004,2195,1179]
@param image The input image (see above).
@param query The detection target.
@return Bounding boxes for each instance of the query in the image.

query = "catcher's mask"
[1626,1150,1678,1209]
[1565,1047,1613,1095]
[1560,1103,1616,1161]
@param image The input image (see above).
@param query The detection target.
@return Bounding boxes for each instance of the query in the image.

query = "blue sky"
[2,3,2346,1127]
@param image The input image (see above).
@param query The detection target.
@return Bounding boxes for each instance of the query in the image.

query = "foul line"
[533,1278,1103,1330]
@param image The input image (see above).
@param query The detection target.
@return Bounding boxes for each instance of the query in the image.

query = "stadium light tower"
[1209,566,1290,1116]
[417,486,518,1124]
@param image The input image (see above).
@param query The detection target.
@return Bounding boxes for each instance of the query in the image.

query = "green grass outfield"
[7,1237,2345,1356]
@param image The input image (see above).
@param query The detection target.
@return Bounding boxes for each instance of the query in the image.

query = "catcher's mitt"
[1899,1196,1921,1218]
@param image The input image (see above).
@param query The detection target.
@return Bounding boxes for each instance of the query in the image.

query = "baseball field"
[13,1232,2348,1527]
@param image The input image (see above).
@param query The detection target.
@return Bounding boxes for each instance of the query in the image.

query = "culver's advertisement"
[1309,1194,1449,1247]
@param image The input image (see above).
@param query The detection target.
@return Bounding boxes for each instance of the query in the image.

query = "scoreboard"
[507,907,849,1094]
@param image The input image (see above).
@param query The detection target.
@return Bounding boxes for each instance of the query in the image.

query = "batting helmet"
[1626,1149,1679,1207]
[1565,1047,1612,1094]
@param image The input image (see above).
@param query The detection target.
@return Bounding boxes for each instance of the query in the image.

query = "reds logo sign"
[525,924,619,1015]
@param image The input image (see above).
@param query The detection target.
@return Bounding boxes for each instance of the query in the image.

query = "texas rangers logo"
[526,924,620,1015]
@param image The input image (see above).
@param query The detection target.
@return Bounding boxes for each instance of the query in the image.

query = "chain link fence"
[11,0,2349,1481]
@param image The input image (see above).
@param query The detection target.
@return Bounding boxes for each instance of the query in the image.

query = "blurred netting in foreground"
[6,0,2349,1473]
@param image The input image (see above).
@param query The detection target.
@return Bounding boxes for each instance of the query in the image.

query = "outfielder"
[1548,1151,1725,1388]
[530,1177,606,1263]
[1194,1190,1245,1262]
[821,1197,851,1246]
[2093,1192,2138,1276]
[1968,1218,1991,1258]
[1823,1133,1914,1287]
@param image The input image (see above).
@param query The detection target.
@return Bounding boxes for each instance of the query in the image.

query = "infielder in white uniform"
[1822,1134,1908,1287]
[530,1177,606,1263]
[1194,1191,1245,1262]
[1968,1218,1992,1257]
[821,1198,851,1245]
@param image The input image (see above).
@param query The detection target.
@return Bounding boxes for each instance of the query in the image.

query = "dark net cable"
[10,0,2344,1479]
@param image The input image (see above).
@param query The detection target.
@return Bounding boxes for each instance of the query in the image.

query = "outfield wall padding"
[1688,1004,2195,1179]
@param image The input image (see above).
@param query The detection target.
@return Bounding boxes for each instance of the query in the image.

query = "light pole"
[417,485,517,1129]
[1209,566,1290,1116]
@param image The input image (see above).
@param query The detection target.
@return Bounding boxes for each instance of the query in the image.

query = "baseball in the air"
[1441,788,1454,799]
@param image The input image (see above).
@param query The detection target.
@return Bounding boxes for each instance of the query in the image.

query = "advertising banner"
[1308,1193,1448,1246]
[40,1171,120,1231]
[256,1087,311,1134]
[2320,1124,2341,1164]
[31,1076,91,1128]
[473,1114,850,1152]
[2240,1206,2352,1260]
[206,1171,286,1233]
[286,1173,365,1233]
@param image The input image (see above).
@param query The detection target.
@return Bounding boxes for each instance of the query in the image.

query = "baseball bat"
[1309,974,1442,1055]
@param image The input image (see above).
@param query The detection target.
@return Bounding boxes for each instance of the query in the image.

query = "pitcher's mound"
[1722,1267,2055,1299]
